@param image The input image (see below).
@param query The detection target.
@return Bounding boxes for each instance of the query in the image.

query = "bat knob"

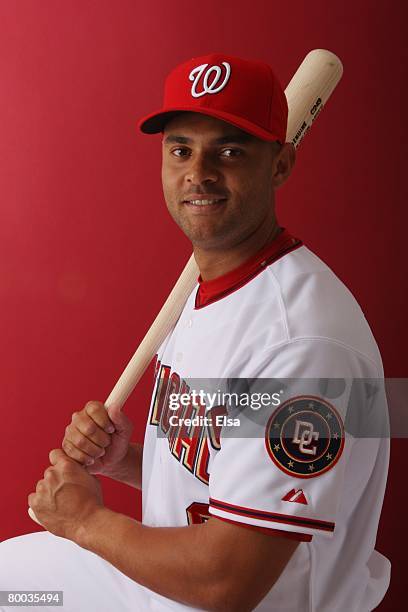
[28,506,44,527]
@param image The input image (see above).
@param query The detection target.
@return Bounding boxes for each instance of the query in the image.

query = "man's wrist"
[73,506,114,549]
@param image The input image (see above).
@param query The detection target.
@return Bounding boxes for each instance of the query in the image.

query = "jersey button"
[186,318,193,328]
[176,352,183,362]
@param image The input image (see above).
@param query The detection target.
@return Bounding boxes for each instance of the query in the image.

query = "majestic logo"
[282,488,308,505]
[189,62,231,98]
[265,396,345,478]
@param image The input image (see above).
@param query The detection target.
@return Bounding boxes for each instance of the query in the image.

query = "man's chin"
[188,231,241,252]
[176,220,225,247]
[170,212,241,251]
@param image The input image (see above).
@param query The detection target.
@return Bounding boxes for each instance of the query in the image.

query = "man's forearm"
[102,443,143,489]
[74,508,232,611]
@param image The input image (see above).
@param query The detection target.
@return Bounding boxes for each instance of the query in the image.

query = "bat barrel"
[286,49,343,148]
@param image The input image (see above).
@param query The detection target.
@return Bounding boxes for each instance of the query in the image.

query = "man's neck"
[193,222,282,281]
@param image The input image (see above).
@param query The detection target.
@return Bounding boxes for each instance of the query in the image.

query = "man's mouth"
[183,198,226,206]
[182,194,228,211]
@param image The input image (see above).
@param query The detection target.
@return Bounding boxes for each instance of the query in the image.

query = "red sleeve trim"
[213,515,313,541]
[210,497,334,533]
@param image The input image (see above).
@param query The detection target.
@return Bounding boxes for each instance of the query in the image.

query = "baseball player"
[0,54,390,612]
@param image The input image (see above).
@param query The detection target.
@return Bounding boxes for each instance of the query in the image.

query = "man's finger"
[61,439,99,466]
[35,479,45,493]
[66,421,111,450]
[43,466,55,479]
[84,401,116,433]
[49,448,71,465]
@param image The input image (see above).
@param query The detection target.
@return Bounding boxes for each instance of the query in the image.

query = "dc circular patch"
[265,396,345,478]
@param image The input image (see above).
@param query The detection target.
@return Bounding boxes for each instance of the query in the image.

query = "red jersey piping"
[213,515,313,541]
[210,497,335,533]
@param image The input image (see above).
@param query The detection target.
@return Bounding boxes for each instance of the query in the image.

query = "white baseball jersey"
[142,229,390,611]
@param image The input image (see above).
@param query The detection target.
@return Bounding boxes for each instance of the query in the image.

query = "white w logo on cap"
[189,62,231,98]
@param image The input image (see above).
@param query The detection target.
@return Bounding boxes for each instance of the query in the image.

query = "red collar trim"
[195,228,302,309]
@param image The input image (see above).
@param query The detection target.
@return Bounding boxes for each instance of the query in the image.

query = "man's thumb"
[106,403,133,435]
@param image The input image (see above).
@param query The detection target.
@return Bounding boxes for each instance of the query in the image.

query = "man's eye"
[220,148,242,157]
[169,147,242,158]
[171,148,190,157]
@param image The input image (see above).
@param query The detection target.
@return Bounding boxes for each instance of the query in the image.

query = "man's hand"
[28,449,104,540]
[62,401,134,477]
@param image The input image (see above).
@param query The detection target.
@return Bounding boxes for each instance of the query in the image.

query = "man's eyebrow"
[163,135,191,145]
[163,133,254,145]
[212,133,254,144]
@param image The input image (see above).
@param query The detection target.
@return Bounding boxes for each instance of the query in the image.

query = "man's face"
[161,113,278,250]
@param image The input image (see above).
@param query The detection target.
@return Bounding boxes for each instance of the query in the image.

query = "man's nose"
[185,153,219,184]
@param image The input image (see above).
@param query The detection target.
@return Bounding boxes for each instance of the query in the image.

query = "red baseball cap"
[138,53,288,143]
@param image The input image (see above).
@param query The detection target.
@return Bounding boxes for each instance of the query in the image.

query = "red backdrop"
[0,1,406,609]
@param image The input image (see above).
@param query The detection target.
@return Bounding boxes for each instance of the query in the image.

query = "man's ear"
[272,143,296,189]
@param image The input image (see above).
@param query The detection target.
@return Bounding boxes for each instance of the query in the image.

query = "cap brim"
[137,107,284,143]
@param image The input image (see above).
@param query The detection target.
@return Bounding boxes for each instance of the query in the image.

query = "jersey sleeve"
[208,337,383,540]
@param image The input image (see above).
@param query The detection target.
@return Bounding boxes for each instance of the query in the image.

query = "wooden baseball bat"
[28,49,343,525]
